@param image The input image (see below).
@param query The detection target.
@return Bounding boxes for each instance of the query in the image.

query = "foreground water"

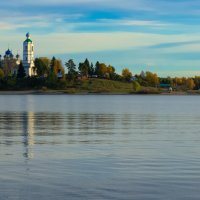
[1,95,200,200]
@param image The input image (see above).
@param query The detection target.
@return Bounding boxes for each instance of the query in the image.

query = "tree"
[88,62,95,76]
[122,68,132,82]
[99,63,107,77]
[194,76,200,89]
[79,59,89,77]
[49,57,65,79]
[35,58,50,77]
[107,65,115,79]
[65,59,77,81]
[0,68,4,79]
[95,61,100,75]
[186,78,195,90]
[94,62,107,77]
[17,62,26,79]
[132,81,141,92]
[84,58,90,69]
[145,71,159,87]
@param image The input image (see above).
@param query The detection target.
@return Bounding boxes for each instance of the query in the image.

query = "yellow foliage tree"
[146,71,159,87]
[186,78,195,90]
[122,68,132,81]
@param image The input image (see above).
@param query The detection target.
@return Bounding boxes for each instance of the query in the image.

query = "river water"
[0,95,200,200]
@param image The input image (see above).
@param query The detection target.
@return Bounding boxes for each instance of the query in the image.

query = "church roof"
[5,49,13,57]
[5,49,12,55]
[24,38,32,43]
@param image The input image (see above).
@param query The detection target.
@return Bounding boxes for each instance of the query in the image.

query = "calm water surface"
[1,95,200,200]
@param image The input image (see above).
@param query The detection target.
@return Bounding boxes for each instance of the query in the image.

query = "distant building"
[0,49,20,76]
[140,70,146,78]
[23,33,36,76]
[131,76,138,81]
[160,83,171,88]
[0,32,37,77]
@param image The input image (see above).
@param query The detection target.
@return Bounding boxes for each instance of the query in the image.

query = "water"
[1,95,200,200]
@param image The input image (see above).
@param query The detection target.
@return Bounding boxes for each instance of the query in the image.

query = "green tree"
[122,68,132,82]
[79,59,89,77]
[34,57,50,77]
[95,61,100,76]
[50,57,56,74]
[65,59,77,81]
[88,62,95,76]
[17,62,26,79]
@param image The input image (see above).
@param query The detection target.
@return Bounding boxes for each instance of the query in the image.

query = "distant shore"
[0,90,199,95]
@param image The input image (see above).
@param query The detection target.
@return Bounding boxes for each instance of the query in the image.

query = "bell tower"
[23,33,36,76]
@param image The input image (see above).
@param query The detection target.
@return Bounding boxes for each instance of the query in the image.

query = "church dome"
[5,49,12,55]
[26,32,30,38]
[4,49,14,58]
[24,32,32,43]
[16,53,20,59]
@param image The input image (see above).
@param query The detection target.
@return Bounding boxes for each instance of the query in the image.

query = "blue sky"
[1,0,200,76]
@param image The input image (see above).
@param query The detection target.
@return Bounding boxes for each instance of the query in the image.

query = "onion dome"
[5,49,12,56]
[24,32,32,43]
[4,49,14,58]
[26,32,30,38]
[16,53,20,59]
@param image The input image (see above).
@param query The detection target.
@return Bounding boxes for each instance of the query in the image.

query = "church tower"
[23,33,36,76]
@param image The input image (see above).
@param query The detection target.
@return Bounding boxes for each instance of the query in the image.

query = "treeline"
[0,56,199,91]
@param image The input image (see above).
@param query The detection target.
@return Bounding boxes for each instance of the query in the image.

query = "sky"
[1,0,200,76]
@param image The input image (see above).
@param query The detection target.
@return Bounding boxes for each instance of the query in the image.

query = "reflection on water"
[22,112,35,159]
[1,95,200,200]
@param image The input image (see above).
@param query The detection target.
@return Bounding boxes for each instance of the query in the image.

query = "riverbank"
[0,90,199,95]
[0,79,199,95]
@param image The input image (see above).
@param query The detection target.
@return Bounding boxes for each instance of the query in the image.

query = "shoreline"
[0,90,198,95]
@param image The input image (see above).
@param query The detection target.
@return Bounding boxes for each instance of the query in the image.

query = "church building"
[23,33,36,76]
[0,32,36,77]
[0,49,20,76]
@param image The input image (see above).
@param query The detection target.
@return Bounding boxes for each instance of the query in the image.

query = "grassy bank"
[62,79,161,94]
[0,78,198,95]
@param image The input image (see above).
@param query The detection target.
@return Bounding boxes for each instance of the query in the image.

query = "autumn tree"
[122,68,132,82]
[145,71,159,87]
[186,78,195,90]
[49,57,65,79]
[107,65,115,79]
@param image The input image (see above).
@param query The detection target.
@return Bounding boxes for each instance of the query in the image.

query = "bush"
[132,81,141,92]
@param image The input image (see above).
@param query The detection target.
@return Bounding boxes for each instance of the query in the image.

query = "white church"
[23,32,36,76]
[0,32,36,77]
